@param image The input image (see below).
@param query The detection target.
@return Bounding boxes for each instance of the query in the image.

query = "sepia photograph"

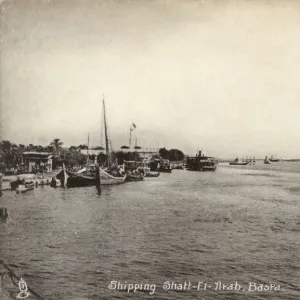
[0,0,299,299]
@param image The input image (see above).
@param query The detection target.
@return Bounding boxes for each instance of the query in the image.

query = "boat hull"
[10,179,24,190]
[145,172,160,177]
[126,174,144,182]
[229,162,249,166]
[56,167,127,187]
[159,168,172,173]
[15,184,34,193]
[56,169,96,187]
[187,167,216,171]
[99,168,126,185]
[50,178,61,187]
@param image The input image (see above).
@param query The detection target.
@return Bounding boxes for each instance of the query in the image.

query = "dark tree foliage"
[69,146,78,152]
[114,151,140,164]
[0,139,89,172]
[97,153,107,165]
[158,147,185,161]
[168,149,185,161]
[159,147,169,159]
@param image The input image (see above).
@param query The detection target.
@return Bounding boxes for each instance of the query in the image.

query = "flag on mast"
[130,122,136,131]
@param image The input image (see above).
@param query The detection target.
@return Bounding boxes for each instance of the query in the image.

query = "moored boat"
[125,172,144,182]
[15,181,35,193]
[137,166,160,177]
[99,167,127,185]
[186,150,217,171]
[159,166,172,173]
[264,156,271,164]
[98,97,127,185]
[10,178,24,190]
[159,159,172,173]
[146,172,160,177]
[50,177,61,187]
[229,158,249,166]
[56,167,97,187]
[53,97,128,187]
[172,165,184,170]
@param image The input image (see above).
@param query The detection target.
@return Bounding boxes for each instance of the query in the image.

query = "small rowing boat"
[15,181,35,193]
[126,172,144,182]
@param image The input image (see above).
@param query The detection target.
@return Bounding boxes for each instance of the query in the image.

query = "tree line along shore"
[0,139,185,174]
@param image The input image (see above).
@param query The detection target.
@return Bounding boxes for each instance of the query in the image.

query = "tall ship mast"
[102,95,110,167]
[53,95,127,187]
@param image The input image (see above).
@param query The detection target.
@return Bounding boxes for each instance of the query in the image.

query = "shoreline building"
[80,147,159,161]
[23,152,53,173]
[119,148,159,161]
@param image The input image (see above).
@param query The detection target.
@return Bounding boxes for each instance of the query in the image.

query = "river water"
[0,162,299,300]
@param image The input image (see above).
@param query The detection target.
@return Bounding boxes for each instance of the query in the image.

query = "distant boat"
[15,181,35,193]
[149,158,172,173]
[264,156,271,164]
[186,150,217,171]
[229,158,249,166]
[10,179,35,191]
[137,166,160,177]
[270,155,280,162]
[248,156,254,165]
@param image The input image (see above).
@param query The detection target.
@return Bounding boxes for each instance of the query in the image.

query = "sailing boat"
[54,133,97,187]
[229,158,249,165]
[264,156,271,164]
[98,96,127,185]
[270,155,279,162]
[54,98,126,187]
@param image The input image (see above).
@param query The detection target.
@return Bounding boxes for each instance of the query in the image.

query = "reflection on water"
[0,162,300,299]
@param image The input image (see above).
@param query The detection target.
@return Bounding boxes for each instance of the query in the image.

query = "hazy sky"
[1,0,300,158]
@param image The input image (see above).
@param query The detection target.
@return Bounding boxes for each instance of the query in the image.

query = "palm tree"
[50,139,63,150]
[50,138,63,157]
